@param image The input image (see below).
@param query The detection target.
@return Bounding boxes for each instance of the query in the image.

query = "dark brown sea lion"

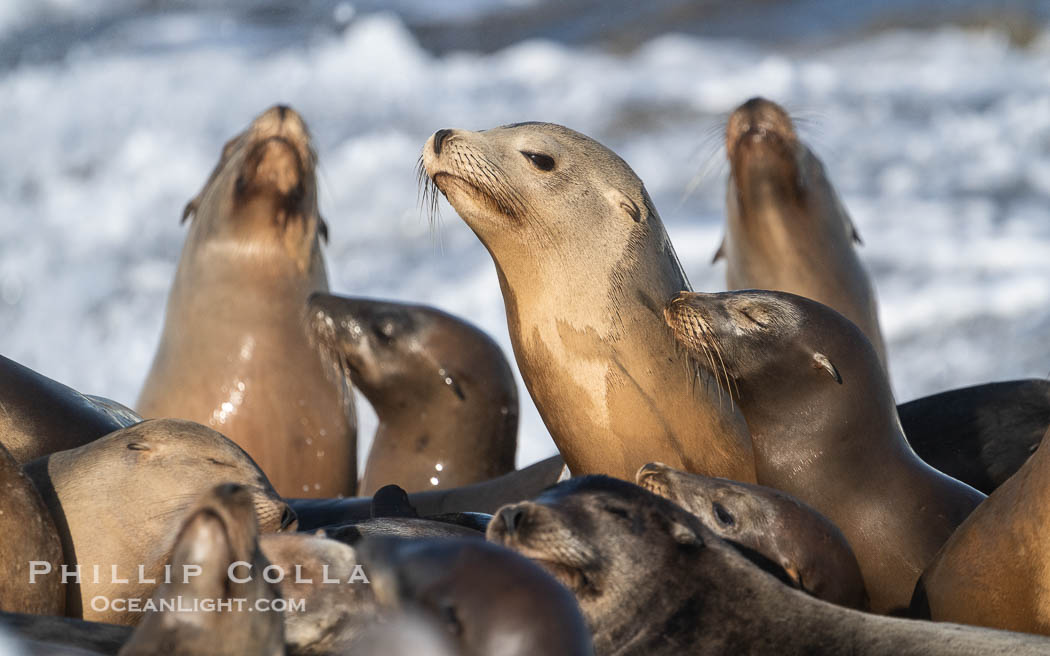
[0,355,138,464]
[913,424,1050,634]
[289,454,566,530]
[118,484,284,656]
[0,613,130,655]
[307,293,517,495]
[636,462,867,609]
[488,475,1050,656]
[664,290,984,613]
[421,122,754,482]
[23,419,295,624]
[715,97,888,368]
[136,105,356,498]
[259,532,378,655]
[358,536,592,656]
[899,379,1050,494]
[0,443,64,615]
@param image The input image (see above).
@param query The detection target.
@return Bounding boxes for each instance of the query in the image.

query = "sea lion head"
[358,536,593,656]
[724,97,859,243]
[181,104,326,268]
[421,122,658,258]
[662,290,878,405]
[306,293,515,419]
[121,483,284,656]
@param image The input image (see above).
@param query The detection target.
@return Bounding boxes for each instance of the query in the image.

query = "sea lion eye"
[521,151,555,171]
[713,502,735,527]
[126,442,151,451]
[440,602,463,637]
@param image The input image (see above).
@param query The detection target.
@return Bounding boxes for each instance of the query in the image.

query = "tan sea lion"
[23,419,295,624]
[0,355,138,464]
[307,292,517,495]
[358,536,593,656]
[488,476,1050,656]
[899,379,1050,494]
[289,454,566,529]
[714,97,888,368]
[0,443,64,615]
[259,532,378,654]
[913,424,1050,634]
[136,105,356,497]
[636,462,868,610]
[421,122,754,482]
[118,484,284,656]
[664,290,984,613]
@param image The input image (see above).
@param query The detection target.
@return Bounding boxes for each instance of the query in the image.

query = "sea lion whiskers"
[665,295,738,402]
[416,152,443,233]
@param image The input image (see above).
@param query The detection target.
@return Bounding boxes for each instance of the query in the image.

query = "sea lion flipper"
[712,237,726,263]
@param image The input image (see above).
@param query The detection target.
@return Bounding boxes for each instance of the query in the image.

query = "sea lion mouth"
[418,144,528,225]
[304,301,368,394]
[664,293,739,399]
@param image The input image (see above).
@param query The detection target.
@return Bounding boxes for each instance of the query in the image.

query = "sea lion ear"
[712,237,726,263]
[782,562,803,589]
[606,189,643,223]
[669,518,704,547]
[181,198,198,224]
[812,353,842,384]
[317,214,329,244]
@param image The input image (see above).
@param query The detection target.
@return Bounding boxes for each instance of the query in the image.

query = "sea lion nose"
[499,505,527,536]
[433,129,453,155]
[276,105,290,122]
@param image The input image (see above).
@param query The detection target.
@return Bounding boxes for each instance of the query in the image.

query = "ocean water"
[1,5,1048,471]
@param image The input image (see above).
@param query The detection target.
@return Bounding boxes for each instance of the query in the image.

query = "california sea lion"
[23,419,295,624]
[664,290,985,613]
[636,462,867,610]
[119,484,284,656]
[899,379,1050,494]
[913,424,1050,634]
[289,454,566,529]
[358,536,593,656]
[307,293,517,495]
[259,532,378,654]
[0,355,138,463]
[489,476,1050,656]
[421,122,754,482]
[0,443,64,615]
[136,105,356,497]
[715,97,888,368]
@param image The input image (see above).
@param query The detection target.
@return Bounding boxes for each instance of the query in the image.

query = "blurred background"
[1,0,1048,469]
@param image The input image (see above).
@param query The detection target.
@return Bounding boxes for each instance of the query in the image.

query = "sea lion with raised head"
[714,97,888,368]
[898,379,1050,494]
[0,443,64,615]
[358,536,592,656]
[307,293,517,495]
[488,475,1050,656]
[259,532,378,654]
[23,419,296,624]
[421,122,754,482]
[136,105,356,498]
[119,484,284,656]
[0,355,139,464]
[636,462,867,609]
[913,424,1050,634]
[289,454,566,529]
[664,290,984,613]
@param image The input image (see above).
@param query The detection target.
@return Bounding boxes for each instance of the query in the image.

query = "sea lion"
[307,293,517,495]
[913,424,1050,634]
[488,475,1050,656]
[136,105,356,498]
[118,484,284,656]
[636,462,868,610]
[259,532,378,655]
[421,122,754,482]
[23,419,295,624]
[663,290,985,613]
[0,443,64,616]
[715,97,888,368]
[0,355,138,464]
[0,613,130,655]
[289,454,566,529]
[898,379,1050,494]
[358,536,592,656]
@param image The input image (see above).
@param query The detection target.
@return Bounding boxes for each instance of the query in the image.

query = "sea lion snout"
[726,97,797,155]
[636,462,673,497]
[432,128,453,154]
